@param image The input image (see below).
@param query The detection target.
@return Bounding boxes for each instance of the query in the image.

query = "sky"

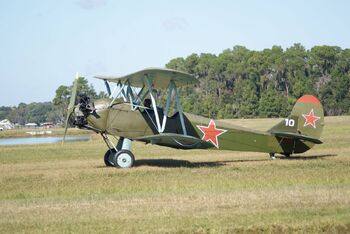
[0,0,349,106]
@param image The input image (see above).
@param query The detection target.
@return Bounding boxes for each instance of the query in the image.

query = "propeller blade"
[63,73,80,143]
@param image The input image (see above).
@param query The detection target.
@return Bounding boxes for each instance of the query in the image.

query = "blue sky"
[0,0,349,106]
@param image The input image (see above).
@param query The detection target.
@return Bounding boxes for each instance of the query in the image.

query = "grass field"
[0,116,350,233]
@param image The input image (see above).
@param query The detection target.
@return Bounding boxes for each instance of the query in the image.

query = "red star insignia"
[197,119,227,148]
[302,109,320,128]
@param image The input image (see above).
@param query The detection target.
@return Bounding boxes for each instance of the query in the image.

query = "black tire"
[112,150,135,168]
[104,149,116,167]
[269,152,276,160]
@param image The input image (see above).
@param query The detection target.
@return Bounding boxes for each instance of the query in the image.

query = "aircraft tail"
[268,95,324,143]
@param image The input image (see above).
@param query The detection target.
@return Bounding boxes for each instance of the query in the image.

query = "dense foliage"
[0,103,53,125]
[166,44,350,118]
[0,77,105,125]
[1,44,349,124]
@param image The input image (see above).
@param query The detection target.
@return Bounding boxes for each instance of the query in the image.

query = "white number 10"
[284,118,295,127]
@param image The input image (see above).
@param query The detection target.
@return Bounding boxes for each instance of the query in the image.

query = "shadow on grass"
[276,154,337,160]
[134,154,337,168]
[134,159,224,168]
[134,158,270,168]
[95,159,226,168]
[97,154,337,168]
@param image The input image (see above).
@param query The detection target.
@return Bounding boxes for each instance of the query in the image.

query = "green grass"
[0,116,350,233]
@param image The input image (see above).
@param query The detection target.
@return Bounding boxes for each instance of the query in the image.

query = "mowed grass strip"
[0,116,349,233]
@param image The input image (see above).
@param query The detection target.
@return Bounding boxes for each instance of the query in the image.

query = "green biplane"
[64,68,324,168]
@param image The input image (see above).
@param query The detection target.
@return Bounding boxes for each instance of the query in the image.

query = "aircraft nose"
[72,104,88,127]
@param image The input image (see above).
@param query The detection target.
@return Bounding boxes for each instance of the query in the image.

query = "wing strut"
[104,80,111,96]
[174,83,187,136]
[144,75,187,135]
[145,77,164,133]
[160,81,173,132]
[109,82,126,106]
[106,72,189,135]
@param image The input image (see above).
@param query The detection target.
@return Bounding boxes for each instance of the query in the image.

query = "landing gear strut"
[269,153,276,160]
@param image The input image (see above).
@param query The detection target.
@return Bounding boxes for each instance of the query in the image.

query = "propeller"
[63,72,80,143]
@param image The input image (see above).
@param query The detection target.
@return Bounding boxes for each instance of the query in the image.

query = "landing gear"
[269,153,276,160]
[101,135,135,168]
[284,153,291,158]
[104,149,116,167]
[113,150,135,168]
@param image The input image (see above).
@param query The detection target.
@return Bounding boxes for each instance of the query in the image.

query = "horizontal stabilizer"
[136,133,213,149]
[271,131,323,144]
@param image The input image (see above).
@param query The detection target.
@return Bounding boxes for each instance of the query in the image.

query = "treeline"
[0,78,107,125]
[1,44,349,124]
[0,103,53,125]
[166,44,350,118]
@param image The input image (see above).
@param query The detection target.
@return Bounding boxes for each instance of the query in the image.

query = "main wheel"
[104,149,116,167]
[269,152,276,160]
[113,150,135,168]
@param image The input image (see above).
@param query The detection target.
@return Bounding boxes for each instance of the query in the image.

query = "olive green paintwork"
[186,95,324,154]
[85,95,324,155]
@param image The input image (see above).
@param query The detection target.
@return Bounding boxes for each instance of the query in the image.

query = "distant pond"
[0,136,90,146]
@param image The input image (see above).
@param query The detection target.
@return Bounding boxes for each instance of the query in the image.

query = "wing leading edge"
[95,67,198,89]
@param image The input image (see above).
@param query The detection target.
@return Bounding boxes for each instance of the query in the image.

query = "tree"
[309,46,342,94]
[26,102,53,123]
[76,77,97,99]
[10,103,27,125]
[259,89,290,118]
[0,106,12,120]
[166,57,186,72]
[52,85,70,124]
[184,53,199,74]
[309,46,341,77]
[232,80,259,117]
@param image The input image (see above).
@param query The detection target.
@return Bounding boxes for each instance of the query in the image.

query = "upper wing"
[94,67,198,89]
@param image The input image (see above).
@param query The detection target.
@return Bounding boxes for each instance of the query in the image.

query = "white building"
[25,123,38,128]
[0,119,14,130]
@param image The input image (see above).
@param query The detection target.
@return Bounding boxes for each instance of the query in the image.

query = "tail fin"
[269,95,324,141]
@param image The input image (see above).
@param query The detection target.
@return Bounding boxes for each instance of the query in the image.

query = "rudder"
[269,95,324,140]
[291,95,324,140]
